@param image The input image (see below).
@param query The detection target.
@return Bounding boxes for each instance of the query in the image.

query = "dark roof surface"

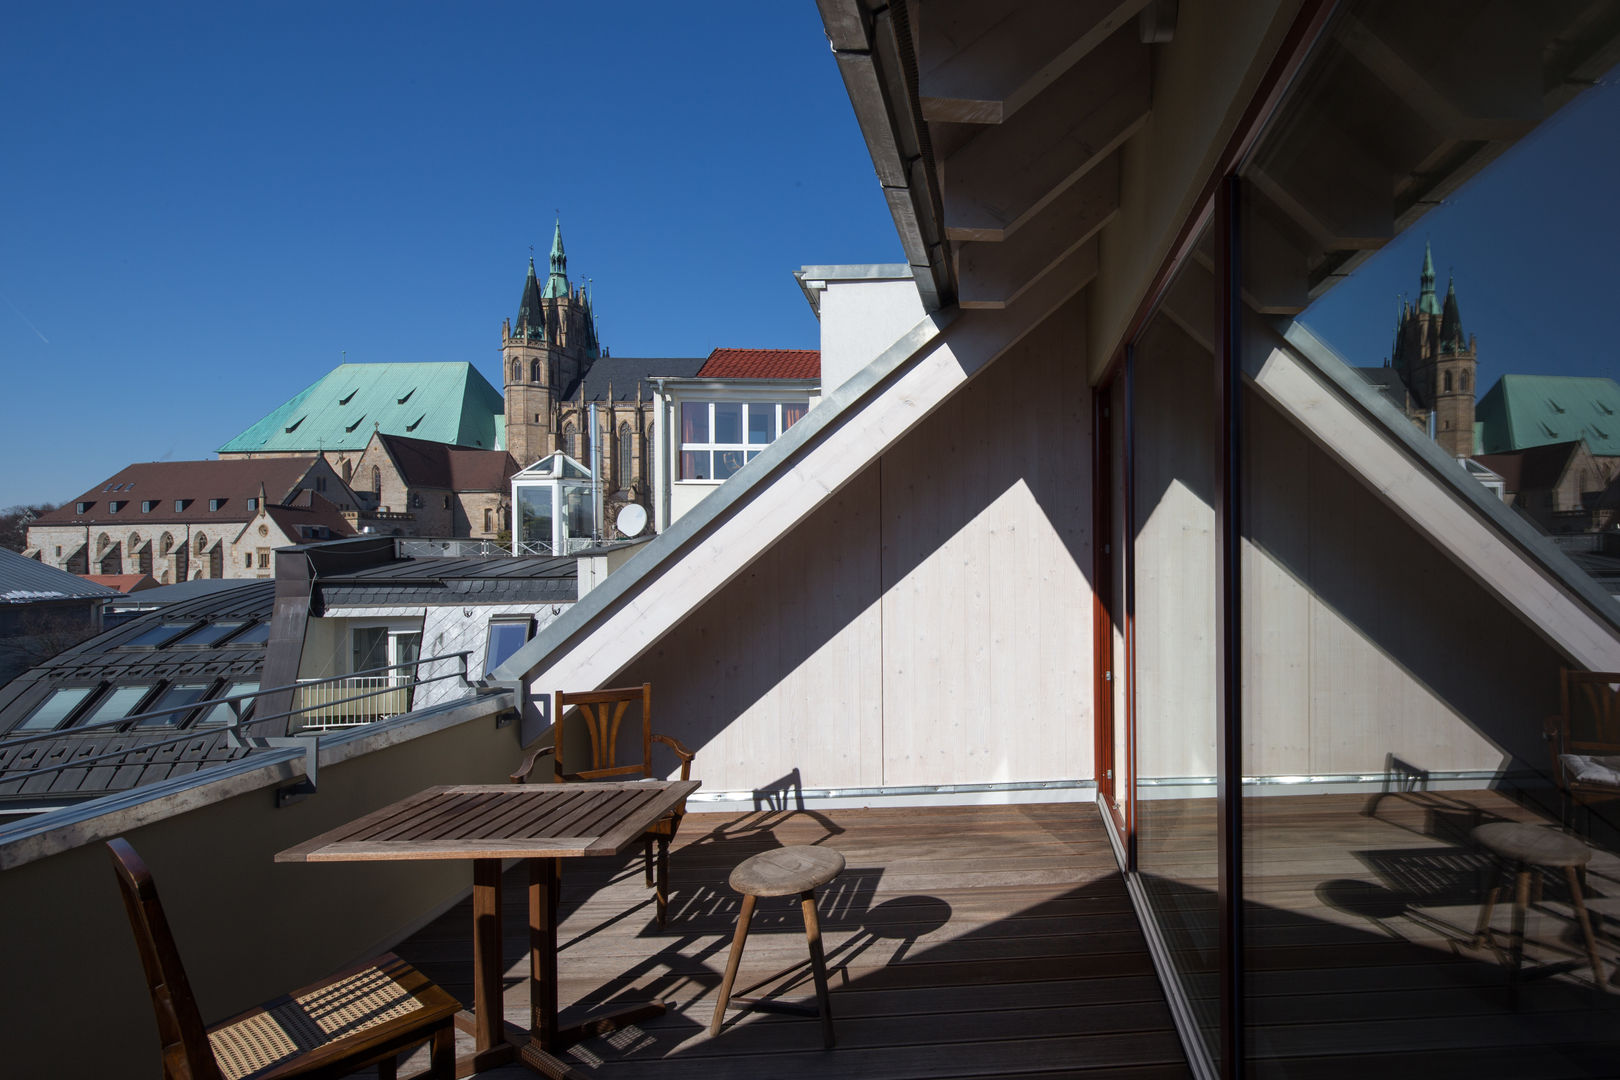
[1354,366,1410,412]
[562,357,705,403]
[34,458,323,527]
[0,548,118,603]
[265,491,358,540]
[698,348,821,379]
[378,434,518,491]
[1473,441,1582,494]
[0,581,277,803]
[315,554,577,608]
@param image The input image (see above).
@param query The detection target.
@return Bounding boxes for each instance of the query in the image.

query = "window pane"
[123,622,194,648]
[747,404,772,444]
[781,401,808,429]
[486,622,530,671]
[137,683,212,728]
[681,450,711,480]
[172,622,244,648]
[15,687,94,732]
[197,681,259,727]
[681,401,708,443]
[78,685,153,728]
[713,450,745,480]
[227,622,270,646]
[713,402,742,444]
[352,627,388,673]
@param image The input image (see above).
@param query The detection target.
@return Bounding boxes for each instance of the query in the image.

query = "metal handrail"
[0,652,473,754]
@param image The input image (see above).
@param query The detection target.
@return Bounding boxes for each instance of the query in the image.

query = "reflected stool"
[1470,822,1606,993]
[710,845,844,1049]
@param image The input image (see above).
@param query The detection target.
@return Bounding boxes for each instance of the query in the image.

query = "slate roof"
[1476,374,1620,455]
[34,458,322,527]
[0,549,118,603]
[697,348,821,380]
[378,434,518,491]
[265,491,358,541]
[0,581,276,803]
[219,362,506,454]
[316,554,578,608]
[561,357,706,403]
[81,574,158,594]
[1354,366,1410,412]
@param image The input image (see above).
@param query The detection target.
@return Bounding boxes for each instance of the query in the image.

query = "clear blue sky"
[0,2,900,507]
[4,6,1617,509]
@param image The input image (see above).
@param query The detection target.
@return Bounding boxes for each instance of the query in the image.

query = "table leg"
[529,856,561,1052]
[465,858,518,1075]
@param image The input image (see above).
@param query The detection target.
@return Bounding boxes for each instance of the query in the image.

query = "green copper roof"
[219,362,506,454]
[1418,241,1441,315]
[543,219,570,299]
[1476,374,1620,455]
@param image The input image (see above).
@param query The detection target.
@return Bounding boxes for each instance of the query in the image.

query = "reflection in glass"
[714,450,745,479]
[78,685,152,728]
[138,683,212,727]
[16,687,94,732]
[713,402,742,444]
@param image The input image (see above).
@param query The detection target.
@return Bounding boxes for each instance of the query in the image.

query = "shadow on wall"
[603,325,1094,788]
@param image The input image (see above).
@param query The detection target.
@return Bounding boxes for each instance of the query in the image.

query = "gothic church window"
[618,423,633,483]
[371,466,382,493]
[562,422,576,458]
[1461,370,1470,392]
[1444,371,1453,392]
[511,360,521,382]
[531,359,542,382]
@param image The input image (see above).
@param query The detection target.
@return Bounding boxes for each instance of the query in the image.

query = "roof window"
[209,498,224,511]
[339,389,357,405]
[109,500,126,513]
[345,414,367,433]
[76,501,91,514]
[1548,398,1566,414]
[12,686,96,734]
[122,622,196,649]
[141,500,156,513]
[174,499,188,512]
[246,498,258,512]
[284,416,305,433]
[397,388,415,404]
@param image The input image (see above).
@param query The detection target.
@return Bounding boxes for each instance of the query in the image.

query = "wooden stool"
[1470,822,1607,993]
[710,845,844,1049]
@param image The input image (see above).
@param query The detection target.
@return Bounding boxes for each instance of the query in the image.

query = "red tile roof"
[697,348,820,380]
[377,434,518,492]
[35,458,328,526]
[80,574,158,594]
[266,491,358,542]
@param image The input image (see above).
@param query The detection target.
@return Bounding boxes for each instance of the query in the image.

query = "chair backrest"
[1562,671,1620,754]
[552,683,654,782]
[106,838,224,1080]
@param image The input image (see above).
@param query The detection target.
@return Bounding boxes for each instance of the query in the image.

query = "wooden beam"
[1248,114,1394,251]
[957,156,1117,309]
[1240,193,1312,317]
[919,0,1150,124]
[942,27,1149,242]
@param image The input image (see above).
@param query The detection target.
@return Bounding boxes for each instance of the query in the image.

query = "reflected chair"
[106,837,458,1080]
[510,682,695,926]
[1544,670,1620,833]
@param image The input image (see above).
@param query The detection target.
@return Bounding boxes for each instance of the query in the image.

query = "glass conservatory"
[510,451,595,556]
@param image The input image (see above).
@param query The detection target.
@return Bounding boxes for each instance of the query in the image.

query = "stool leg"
[1565,866,1608,992]
[800,888,836,1050]
[1473,881,1503,946]
[1510,867,1531,986]
[711,893,756,1037]
[656,837,671,928]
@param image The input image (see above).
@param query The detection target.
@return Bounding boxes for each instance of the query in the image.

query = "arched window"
[483,507,493,532]
[562,421,576,458]
[342,459,353,483]
[618,423,634,483]
[371,465,382,493]
[510,359,521,383]
[195,533,207,554]
[128,532,141,552]
[160,532,174,555]
[1443,370,1453,392]
[531,359,542,383]
[97,532,110,554]
[1461,370,1471,392]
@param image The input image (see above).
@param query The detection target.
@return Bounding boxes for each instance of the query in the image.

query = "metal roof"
[1476,374,1620,456]
[0,549,118,603]
[218,362,506,454]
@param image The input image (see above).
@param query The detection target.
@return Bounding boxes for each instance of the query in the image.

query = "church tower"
[502,220,604,467]
[1391,242,1477,457]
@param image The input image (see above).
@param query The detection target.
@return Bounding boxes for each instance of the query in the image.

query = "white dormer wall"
[800,265,926,396]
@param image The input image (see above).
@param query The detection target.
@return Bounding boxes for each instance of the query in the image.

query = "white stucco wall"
[816,275,928,395]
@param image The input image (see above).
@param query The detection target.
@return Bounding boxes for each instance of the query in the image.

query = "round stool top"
[730,845,845,897]
[1472,822,1591,867]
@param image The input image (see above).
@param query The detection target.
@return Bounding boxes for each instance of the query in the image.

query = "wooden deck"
[1137,788,1620,1078]
[390,801,1192,1079]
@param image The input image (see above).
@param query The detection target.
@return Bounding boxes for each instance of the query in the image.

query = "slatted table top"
[275,780,700,863]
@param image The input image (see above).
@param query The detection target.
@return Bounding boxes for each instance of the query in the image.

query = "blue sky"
[0,2,900,507]
[3,5,1617,509]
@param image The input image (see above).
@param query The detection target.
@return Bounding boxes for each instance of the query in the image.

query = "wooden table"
[277,780,701,1078]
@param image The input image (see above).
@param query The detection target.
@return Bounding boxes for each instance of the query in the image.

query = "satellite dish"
[615,503,648,538]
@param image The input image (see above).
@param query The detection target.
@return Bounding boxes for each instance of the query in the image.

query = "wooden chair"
[510,683,695,926]
[1544,670,1620,833]
[107,838,458,1080]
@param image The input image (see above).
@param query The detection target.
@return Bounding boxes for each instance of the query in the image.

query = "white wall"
[818,276,928,395]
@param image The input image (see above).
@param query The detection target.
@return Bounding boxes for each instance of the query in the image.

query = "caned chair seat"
[108,838,459,1080]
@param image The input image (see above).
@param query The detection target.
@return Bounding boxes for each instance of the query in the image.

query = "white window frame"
[677,399,808,482]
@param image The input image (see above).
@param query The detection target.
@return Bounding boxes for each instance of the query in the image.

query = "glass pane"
[122,622,193,648]
[171,622,244,648]
[781,401,808,429]
[137,683,212,728]
[713,402,742,444]
[681,401,708,443]
[563,486,593,541]
[227,622,270,646]
[746,450,762,462]
[78,685,153,728]
[352,627,388,673]
[681,450,711,480]
[517,485,554,551]
[713,449,745,480]
[486,621,530,672]
[15,687,94,732]
[747,404,772,444]
[196,681,259,726]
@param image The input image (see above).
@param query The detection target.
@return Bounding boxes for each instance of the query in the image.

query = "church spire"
[515,256,546,340]
[543,219,570,299]
[1418,240,1441,315]
[1438,274,1465,354]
